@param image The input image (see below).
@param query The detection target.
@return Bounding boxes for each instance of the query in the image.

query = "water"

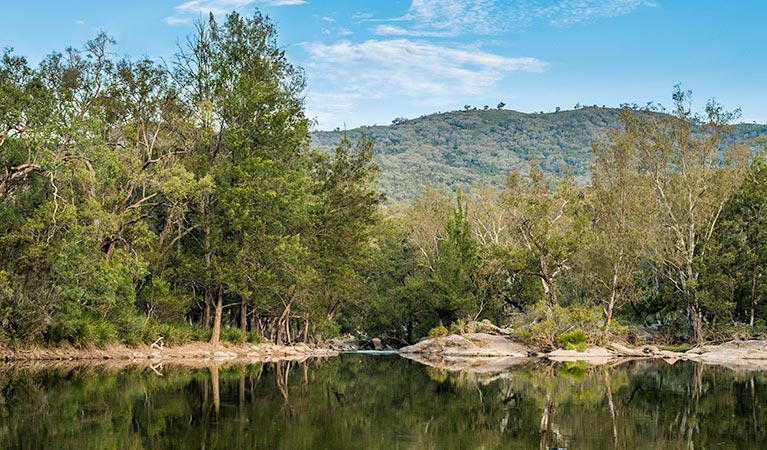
[0,355,764,449]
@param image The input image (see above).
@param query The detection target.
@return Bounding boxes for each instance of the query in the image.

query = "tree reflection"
[0,357,764,450]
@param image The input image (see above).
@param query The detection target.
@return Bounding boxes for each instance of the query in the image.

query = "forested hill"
[311,107,767,202]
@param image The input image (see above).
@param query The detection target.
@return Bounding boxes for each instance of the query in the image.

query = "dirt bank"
[1,341,338,364]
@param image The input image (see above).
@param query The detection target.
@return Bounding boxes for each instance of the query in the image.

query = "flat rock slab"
[399,333,530,357]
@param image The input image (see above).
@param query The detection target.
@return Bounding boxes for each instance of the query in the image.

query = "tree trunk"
[750,274,759,327]
[541,275,557,307]
[276,303,291,345]
[689,303,704,346]
[240,302,248,332]
[209,285,223,346]
[202,287,211,329]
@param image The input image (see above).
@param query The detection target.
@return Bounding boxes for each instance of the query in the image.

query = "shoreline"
[4,335,767,372]
[1,341,339,364]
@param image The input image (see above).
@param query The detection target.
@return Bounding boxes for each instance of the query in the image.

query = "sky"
[2,1,766,130]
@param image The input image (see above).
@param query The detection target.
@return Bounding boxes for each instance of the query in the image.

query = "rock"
[643,345,660,355]
[465,320,511,335]
[608,342,644,357]
[399,333,529,357]
[213,351,236,359]
[371,338,383,350]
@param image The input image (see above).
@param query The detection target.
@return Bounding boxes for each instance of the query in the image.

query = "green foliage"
[428,325,448,339]
[219,327,247,344]
[513,303,603,351]
[448,319,467,335]
[557,329,588,352]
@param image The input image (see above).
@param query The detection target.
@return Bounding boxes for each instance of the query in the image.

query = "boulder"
[399,333,529,357]
[371,338,383,350]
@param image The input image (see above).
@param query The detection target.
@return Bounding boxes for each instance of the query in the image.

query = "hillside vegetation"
[312,107,767,202]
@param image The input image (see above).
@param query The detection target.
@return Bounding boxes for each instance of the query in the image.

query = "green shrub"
[428,325,449,339]
[449,319,467,335]
[219,327,246,344]
[247,330,262,344]
[511,302,603,351]
[557,328,588,352]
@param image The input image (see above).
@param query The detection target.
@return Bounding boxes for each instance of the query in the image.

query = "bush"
[449,319,467,335]
[557,328,588,352]
[428,325,449,339]
[247,330,262,344]
[511,302,603,351]
[219,327,246,344]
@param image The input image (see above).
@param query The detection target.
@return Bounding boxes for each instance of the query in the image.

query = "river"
[0,354,764,449]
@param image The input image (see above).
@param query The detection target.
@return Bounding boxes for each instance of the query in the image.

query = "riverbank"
[400,333,767,371]
[6,333,767,372]
[1,341,339,363]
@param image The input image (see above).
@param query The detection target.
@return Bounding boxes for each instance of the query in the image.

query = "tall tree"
[311,135,383,331]
[504,163,586,308]
[630,87,748,344]
[589,113,657,334]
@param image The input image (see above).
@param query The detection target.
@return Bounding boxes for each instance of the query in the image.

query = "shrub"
[511,302,603,351]
[247,330,262,344]
[428,325,449,339]
[449,319,467,335]
[557,328,588,352]
[219,327,246,344]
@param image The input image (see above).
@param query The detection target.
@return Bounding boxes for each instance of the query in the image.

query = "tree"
[589,112,657,334]
[630,87,748,344]
[504,164,586,308]
[310,135,384,334]
[705,149,767,327]
[171,11,313,345]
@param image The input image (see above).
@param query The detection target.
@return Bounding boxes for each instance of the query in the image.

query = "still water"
[0,354,764,449]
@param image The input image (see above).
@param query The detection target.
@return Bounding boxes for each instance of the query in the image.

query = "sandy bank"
[1,341,338,364]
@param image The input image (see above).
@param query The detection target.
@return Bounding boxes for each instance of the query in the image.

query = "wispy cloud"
[536,0,657,26]
[376,0,506,37]
[302,39,546,127]
[165,0,305,25]
[375,0,657,37]
[75,20,86,26]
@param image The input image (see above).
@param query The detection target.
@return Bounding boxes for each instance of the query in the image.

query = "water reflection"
[0,356,764,449]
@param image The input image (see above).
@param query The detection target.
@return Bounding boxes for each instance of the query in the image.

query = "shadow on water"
[0,355,765,449]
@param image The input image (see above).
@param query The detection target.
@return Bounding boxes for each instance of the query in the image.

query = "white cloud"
[373,25,455,38]
[165,0,305,25]
[75,20,86,26]
[269,0,305,5]
[535,0,657,26]
[164,16,190,26]
[377,0,657,37]
[304,39,546,99]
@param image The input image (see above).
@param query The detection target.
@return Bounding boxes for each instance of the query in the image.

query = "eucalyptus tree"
[504,163,587,308]
[588,112,657,334]
[628,88,748,344]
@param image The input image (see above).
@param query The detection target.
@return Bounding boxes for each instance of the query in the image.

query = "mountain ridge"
[311,107,767,202]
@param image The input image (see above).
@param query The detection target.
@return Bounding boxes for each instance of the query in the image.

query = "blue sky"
[2,1,766,130]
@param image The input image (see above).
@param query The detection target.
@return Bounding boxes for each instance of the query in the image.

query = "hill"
[311,107,767,203]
